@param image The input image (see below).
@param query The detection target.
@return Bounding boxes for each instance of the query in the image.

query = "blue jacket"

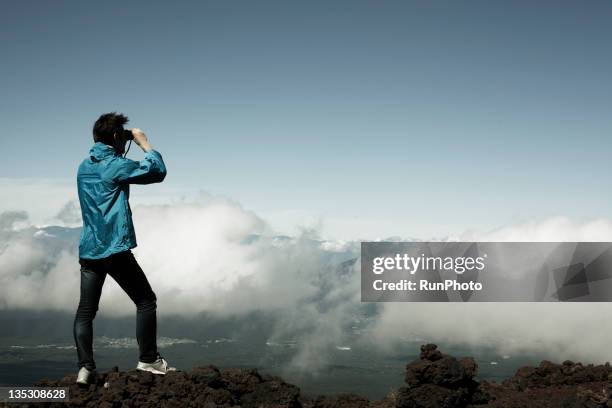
[77,142,167,259]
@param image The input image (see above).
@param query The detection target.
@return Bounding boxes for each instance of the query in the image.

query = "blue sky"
[1,1,612,238]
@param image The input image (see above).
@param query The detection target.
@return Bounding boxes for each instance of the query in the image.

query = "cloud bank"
[3,195,612,367]
[0,195,361,371]
[372,217,612,363]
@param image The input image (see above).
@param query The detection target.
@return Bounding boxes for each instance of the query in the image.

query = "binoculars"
[122,129,134,141]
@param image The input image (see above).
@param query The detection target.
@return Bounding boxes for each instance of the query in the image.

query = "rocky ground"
[3,344,612,407]
[395,344,612,408]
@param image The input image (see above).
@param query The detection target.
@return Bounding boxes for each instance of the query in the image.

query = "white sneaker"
[76,367,96,385]
[136,355,176,375]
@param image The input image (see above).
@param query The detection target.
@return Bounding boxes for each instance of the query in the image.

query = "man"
[74,112,175,385]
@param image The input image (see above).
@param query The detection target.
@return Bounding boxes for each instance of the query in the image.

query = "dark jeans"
[74,250,158,370]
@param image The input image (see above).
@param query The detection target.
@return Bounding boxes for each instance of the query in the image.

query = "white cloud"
[0,197,361,371]
[371,217,612,364]
[4,182,612,367]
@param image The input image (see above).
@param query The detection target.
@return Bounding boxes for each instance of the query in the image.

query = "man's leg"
[107,251,159,363]
[73,260,107,370]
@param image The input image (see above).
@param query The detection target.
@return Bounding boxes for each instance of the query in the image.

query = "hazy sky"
[1,1,611,238]
[4,1,612,367]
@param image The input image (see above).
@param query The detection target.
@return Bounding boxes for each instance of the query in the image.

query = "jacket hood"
[89,142,117,162]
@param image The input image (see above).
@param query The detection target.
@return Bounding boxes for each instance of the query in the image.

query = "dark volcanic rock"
[312,393,370,408]
[405,345,478,388]
[398,344,484,408]
[239,374,301,408]
[189,365,224,388]
[502,359,612,391]
[396,384,470,408]
[219,367,263,397]
[9,366,299,408]
[4,344,612,408]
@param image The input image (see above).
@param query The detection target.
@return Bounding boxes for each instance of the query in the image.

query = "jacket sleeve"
[112,150,167,185]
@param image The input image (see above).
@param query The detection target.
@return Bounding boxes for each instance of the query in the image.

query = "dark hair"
[93,112,129,145]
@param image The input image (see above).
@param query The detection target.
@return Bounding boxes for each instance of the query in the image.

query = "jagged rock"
[312,393,370,408]
[396,384,470,408]
[240,376,301,408]
[561,387,609,408]
[398,344,486,408]
[189,365,224,388]
[469,382,496,405]
[420,344,444,362]
[405,344,478,388]
[503,359,612,391]
[220,367,263,397]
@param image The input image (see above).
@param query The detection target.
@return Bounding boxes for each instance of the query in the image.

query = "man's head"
[93,112,130,154]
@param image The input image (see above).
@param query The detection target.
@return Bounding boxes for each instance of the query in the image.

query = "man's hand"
[130,128,153,152]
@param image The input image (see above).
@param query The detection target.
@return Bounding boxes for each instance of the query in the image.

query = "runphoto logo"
[372,253,487,275]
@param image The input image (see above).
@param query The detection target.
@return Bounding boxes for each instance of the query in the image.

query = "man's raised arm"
[113,129,167,185]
